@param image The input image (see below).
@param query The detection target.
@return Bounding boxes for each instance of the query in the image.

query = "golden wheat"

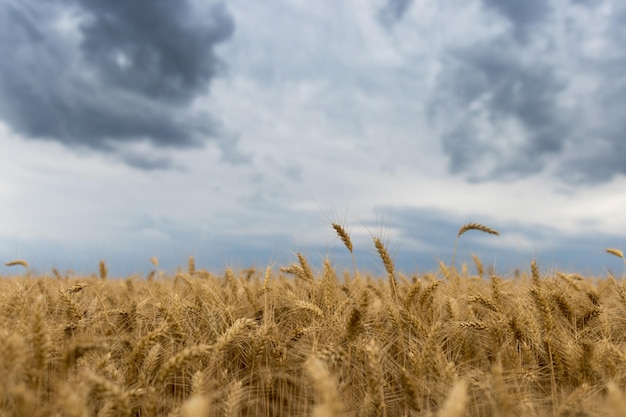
[457,222,500,237]
[437,379,468,417]
[188,255,196,275]
[363,339,387,417]
[606,248,624,259]
[452,222,499,267]
[297,252,315,283]
[332,222,353,254]
[4,259,29,268]
[373,237,398,301]
[98,260,108,280]
[305,356,344,417]
[0,222,625,416]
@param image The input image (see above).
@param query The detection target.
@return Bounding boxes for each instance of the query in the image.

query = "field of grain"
[2,224,626,417]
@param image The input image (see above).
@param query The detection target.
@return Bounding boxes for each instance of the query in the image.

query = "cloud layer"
[0,0,242,168]
[2,0,626,181]
[425,0,626,183]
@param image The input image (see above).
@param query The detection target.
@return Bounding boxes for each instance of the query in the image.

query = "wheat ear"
[83,370,131,417]
[305,356,344,417]
[297,253,315,283]
[452,222,499,268]
[606,248,626,279]
[180,396,211,417]
[5,259,29,268]
[374,237,398,301]
[606,382,626,417]
[437,379,468,417]
[223,380,243,417]
[332,222,357,278]
[457,222,499,237]
[99,260,108,280]
[606,248,624,258]
[472,254,484,278]
[364,339,387,417]
[188,256,196,275]
[156,312,255,386]
[332,223,353,253]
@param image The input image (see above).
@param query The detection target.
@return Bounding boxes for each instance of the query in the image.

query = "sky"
[1,0,626,277]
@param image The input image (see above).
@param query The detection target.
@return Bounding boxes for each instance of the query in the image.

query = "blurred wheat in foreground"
[2,229,626,416]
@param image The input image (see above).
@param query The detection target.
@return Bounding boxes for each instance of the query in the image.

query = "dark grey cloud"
[432,38,569,180]
[430,0,626,184]
[77,0,231,102]
[0,0,243,167]
[481,0,551,44]
[561,6,626,182]
[569,0,601,8]
[119,152,176,171]
[377,0,413,28]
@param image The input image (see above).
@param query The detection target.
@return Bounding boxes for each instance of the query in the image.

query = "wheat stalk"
[58,289,84,323]
[472,254,484,278]
[320,258,337,311]
[606,248,624,259]
[399,367,421,412]
[457,222,499,237]
[373,237,398,302]
[305,356,344,417]
[5,259,29,268]
[57,382,90,417]
[156,344,214,385]
[31,296,51,377]
[180,396,211,417]
[83,370,131,417]
[99,260,108,280]
[225,267,239,300]
[344,307,362,343]
[297,253,315,283]
[191,370,206,397]
[188,256,196,275]
[403,280,421,308]
[606,248,626,280]
[332,222,357,279]
[223,380,243,417]
[531,259,541,287]
[141,344,164,384]
[363,339,387,417]
[437,379,468,417]
[491,357,516,417]
[452,222,499,268]
[332,223,353,254]
[606,382,626,417]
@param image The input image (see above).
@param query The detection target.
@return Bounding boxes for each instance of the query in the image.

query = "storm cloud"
[0,0,241,168]
[431,0,626,184]
[481,0,551,44]
[432,38,569,180]
[377,0,413,28]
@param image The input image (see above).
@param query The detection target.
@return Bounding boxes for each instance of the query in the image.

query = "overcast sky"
[1,0,626,277]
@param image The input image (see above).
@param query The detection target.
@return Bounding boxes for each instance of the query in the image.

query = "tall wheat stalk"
[5,259,29,268]
[374,237,398,302]
[305,356,344,417]
[332,222,357,279]
[452,222,499,270]
[606,248,626,279]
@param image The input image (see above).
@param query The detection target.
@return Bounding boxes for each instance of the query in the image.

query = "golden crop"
[1,223,626,416]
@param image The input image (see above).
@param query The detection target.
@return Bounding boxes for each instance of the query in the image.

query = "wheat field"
[2,224,626,417]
